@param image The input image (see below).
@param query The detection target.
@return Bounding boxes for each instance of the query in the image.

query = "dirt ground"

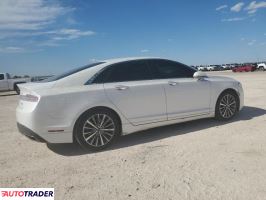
[0,71,266,200]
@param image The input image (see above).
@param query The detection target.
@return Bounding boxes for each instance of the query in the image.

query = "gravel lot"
[0,71,266,200]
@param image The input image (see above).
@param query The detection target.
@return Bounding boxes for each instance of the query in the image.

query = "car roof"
[101,57,163,65]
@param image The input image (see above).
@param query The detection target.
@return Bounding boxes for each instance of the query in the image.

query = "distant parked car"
[221,65,231,70]
[232,64,256,72]
[221,65,227,70]
[213,65,223,71]
[229,64,236,69]
[207,65,215,71]
[198,66,208,71]
[0,73,31,94]
[257,63,266,71]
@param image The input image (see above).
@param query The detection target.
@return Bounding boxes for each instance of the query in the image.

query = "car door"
[100,60,167,125]
[0,74,8,91]
[148,59,211,120]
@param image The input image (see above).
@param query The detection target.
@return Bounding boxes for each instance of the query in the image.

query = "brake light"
[20,94,39,102]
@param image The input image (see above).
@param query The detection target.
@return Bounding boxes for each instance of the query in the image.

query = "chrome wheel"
[82,114,115,147]
[219,94,237,119]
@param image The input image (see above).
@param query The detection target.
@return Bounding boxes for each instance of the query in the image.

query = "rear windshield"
[43,62,104,82]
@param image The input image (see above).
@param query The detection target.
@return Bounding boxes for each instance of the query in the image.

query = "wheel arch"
[13,82,26,94]
[215,88,240,111]
[73,106,122,138]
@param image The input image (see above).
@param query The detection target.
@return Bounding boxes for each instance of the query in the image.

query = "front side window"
[94,60,152,83]
[0,74,4,80]
[148,59,195,79]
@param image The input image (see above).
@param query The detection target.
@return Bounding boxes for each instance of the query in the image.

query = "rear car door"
[99,60,167,125]
[148,59,211,120]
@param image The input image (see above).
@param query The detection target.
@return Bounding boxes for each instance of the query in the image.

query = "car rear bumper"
[16,106,73,143]
[17,123,46,143]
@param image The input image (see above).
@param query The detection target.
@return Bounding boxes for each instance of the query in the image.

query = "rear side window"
[43,62,104,82]
[0,74,4,80]
[94,60,152,83]
[148,59,195,79]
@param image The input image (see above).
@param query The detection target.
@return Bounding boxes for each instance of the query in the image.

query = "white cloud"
[51,29,95,40]
[0,29,95,40]
[222,17,245,22]
[37,40,60,47]
[0,0,73,30]
[66,17,77,25]
[216,5,228,11]
[0,0,95,53]
[248,40,256,45]
[0,46,24,53]
[231,2,245,12]
[140,49,149,53]
[89,58,100,63]
[246,1,266,13]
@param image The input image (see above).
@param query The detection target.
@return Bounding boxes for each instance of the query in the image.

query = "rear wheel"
[74,109,121,151]
[259,66,265,71]
[215,91,239,120]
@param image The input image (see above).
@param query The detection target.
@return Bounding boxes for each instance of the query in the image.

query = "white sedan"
[16,57,244,151]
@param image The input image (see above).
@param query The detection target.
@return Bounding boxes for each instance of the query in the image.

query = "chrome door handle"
[168,81,178,86]
[115,85,129,90]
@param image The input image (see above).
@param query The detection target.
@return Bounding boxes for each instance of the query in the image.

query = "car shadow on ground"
[47,106,266,156]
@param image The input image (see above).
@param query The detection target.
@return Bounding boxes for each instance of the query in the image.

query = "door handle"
[168,81,178,86]
[115,85,129,90]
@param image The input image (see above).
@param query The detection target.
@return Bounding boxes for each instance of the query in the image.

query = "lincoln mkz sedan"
[16,58,244,150]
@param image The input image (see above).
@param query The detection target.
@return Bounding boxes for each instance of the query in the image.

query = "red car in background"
[232,64,256,72]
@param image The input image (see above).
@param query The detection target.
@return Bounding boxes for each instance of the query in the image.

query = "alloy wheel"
[219,94,237,119]
[82,114,115,147]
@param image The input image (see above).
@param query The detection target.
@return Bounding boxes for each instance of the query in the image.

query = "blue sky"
[0,0,266,75]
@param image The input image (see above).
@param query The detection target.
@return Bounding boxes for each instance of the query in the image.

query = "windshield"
[43,62,104,82]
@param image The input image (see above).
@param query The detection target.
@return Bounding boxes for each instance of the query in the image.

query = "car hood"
[206,76,237,82]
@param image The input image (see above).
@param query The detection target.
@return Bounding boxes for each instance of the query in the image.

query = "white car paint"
[257,63,266,70]
[16,57,244,143]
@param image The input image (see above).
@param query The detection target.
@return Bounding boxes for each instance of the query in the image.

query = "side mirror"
[193,71,207,79]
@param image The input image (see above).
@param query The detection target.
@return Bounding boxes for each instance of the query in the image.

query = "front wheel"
[215,91,239,120]
[74,109,121,151]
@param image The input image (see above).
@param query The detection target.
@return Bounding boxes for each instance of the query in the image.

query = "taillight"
[20,94,39,102]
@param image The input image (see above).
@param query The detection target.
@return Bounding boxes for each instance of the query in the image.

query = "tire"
[74,108,121,151]
[215,91,239,120]
[14,84,20,95]
[259,66,265,71]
